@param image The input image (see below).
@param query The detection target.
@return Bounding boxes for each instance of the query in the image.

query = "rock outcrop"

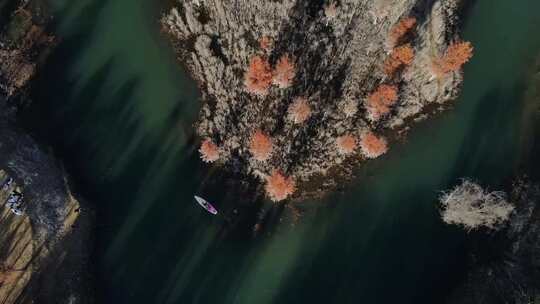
[162,0,468,200]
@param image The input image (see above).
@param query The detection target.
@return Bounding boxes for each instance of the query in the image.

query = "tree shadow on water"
[451,85,526,186]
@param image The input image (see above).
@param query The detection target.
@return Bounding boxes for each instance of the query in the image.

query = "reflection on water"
[23,0,540,303]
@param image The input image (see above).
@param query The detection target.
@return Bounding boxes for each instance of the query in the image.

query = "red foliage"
[273,54,296,88]
[336,135,357,155]
[360,132,388,159]
[199,138,220,163]
[244,55,273,95]
[432,41,474,76]
[288,97,312,124]
[366,84,399,121]
[388,17,416,48]
[383,43,415,76]
[265,169,296,202]
[249,129,273,161]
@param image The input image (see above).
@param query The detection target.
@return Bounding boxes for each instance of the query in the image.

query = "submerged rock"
[162,0,469,200]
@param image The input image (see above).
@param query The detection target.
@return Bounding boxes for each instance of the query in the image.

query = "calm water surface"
[24,0,540,303]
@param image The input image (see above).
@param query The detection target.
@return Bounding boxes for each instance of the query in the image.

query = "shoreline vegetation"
[161,0,473,201]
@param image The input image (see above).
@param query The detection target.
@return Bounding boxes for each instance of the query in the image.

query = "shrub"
[366,84,398,121]
[360,132,388,158]
[387,17,416,48]
[383,43,415,76]
[288,97,312,124]
[432,41,474,77]
[244,55,273,95]
[199,138,220,163]
[273,54,296,88]
[265,169,296,202]
[336,135,357,155]
[439,179,514,231]
[249,129,273,161]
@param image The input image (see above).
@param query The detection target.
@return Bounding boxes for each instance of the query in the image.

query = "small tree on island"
[265,169,296,202]
[288,97,312,124]
[273,54,296,88]
[439,179,514,231]
[384,43,415,76]
[324,1,337,20]
[341,99,358,118]
[244,55,273,95]
[360,131,388,159]
[432,41,474,77]
[366,84,399,121]
[259,36,273,51]
[387,17,416,49]
[249,129,273,161]
[336,135,357,155]
[199,138,220,163]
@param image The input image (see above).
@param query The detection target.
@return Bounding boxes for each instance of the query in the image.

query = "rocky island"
[162,0,473,201]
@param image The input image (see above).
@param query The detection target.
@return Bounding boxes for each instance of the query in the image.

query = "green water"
[24,0,540,303]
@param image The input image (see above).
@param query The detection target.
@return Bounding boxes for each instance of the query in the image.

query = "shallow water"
[24,0,540,303]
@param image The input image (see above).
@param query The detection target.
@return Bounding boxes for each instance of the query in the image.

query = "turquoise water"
[24,0,540,302]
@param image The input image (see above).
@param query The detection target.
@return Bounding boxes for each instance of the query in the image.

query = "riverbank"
[0,1,95,302]
[162,0,471,201]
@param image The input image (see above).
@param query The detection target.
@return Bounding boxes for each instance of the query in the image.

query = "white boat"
[194,195,218,215]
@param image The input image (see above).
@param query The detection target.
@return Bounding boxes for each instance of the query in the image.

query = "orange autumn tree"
[244,55,273,95]
[249,129,273,161]
[383,43,415,76]
[199,138,220,163]
[360,132,388,158]
[432,41,474,76]
[387,17,416,48]
[288,97,312,124]
[273,54,296,88]
[336,135,357,155]
[366,84,399,121]
[265,169,296,202]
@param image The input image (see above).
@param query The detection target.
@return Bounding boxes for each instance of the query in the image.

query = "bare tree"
[439,179,514,231]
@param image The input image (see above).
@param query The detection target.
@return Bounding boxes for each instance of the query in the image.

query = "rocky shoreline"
[0,1,95,303]
[162,0,472,201]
